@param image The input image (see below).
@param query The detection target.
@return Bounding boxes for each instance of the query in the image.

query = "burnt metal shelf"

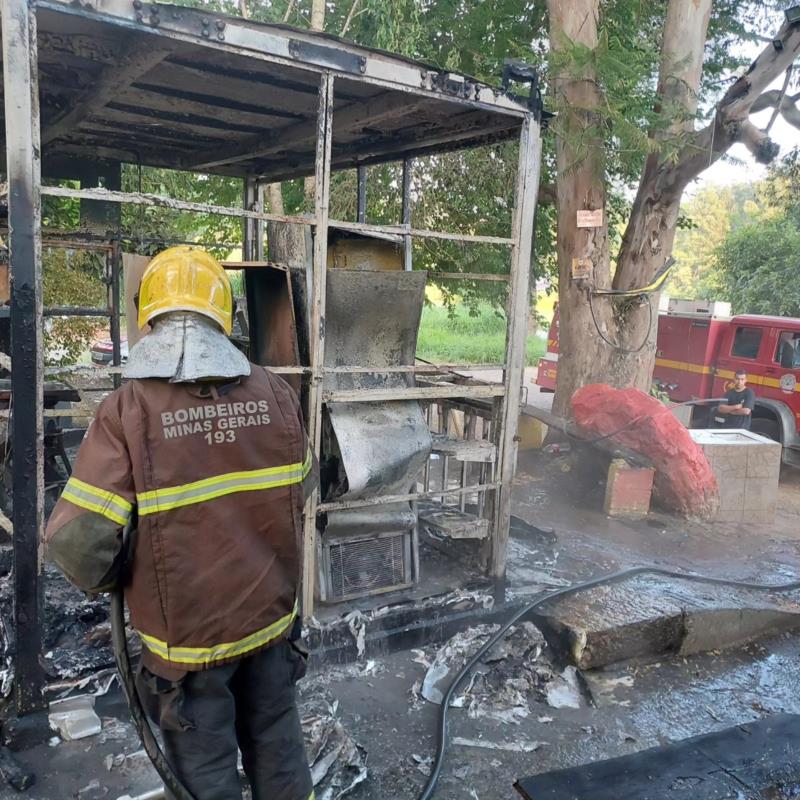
[1,0,542,712]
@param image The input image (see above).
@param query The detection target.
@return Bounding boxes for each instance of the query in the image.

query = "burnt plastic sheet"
[323,270,431,505]
[515,714,800,800]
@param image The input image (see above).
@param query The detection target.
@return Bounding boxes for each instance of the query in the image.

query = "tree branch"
[282,0,296,23]
[668,18,800,188]
[341,0,361,37]
[738,118,781,163]
[752,88,800,131]
[765,66,793,133]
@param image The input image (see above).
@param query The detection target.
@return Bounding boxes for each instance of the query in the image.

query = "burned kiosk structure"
[0,0,542,712]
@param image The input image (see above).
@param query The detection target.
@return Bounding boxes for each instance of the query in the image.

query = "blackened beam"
[402,156,412,271]
[189,91,432,171]
[42,37,173,145]
[317,482,501,513]
[2,0,46,713]
[268,364,506,374]
[38,186,513,245]
[129,81,308,121]
[163,56,359,99]
[39,185,311,226]
[43,307,111,317]
[251,116,520,184]
[322,385,506,403]
[329,220,513,246]
[357,165,367,223]
[103,100,274,135]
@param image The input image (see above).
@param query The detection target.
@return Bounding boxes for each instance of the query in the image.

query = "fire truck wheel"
[751,418,780,443]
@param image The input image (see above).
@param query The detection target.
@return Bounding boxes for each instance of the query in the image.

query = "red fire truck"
[537,298,800,466]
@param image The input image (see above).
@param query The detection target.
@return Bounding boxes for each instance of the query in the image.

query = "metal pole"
[489,115,542,578]
[356,165,367,223]
[301,72,334,619]
[110,241,122,389]
[401,157,413,271]
[243,178,265,262]
[2,0,46,712]
[242,177,265,360]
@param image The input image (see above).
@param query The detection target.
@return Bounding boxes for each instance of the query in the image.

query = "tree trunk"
[547,0,610,416]
[552,0,713,412]
[266,182,284,215]
[605,0,713,390]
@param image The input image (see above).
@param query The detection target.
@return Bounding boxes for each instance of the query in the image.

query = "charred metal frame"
[1,0,542,711]
[2,0,44,715]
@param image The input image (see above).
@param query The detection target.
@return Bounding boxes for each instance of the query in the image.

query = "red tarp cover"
[571,384,719,518]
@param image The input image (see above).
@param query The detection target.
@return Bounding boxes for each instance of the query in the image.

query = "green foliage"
[42,249,107,366]
[711,150,800,317]
[670,184,755,299]
[120,167,242,258]
[417,303,545,366]
[715,218,800,317]
[649,383,671,404]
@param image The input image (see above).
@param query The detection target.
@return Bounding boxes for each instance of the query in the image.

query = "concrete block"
[518,414,548,451]
[746,443,782,480]
[710,443,748,479]
[744,477,778,521]
[48,695,101,741]
[604,459,654,519]
[689,429,781,525]
[533,573,800,669]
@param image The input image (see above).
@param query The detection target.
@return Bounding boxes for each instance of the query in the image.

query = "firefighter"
[45,247,316,800]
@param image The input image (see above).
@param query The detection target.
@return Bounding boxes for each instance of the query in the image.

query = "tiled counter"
[689,429,782,523]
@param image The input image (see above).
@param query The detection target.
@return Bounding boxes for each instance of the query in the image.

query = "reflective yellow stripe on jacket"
[61,477,132,526]
[136,448,313,516]
[138,601,298,666]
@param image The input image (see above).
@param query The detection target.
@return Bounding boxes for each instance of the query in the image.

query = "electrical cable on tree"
[587,258,674,354]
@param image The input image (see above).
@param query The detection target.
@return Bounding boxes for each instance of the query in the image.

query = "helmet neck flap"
[124,312,251,383]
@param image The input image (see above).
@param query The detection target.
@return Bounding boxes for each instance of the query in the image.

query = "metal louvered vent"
[321,531,415,602]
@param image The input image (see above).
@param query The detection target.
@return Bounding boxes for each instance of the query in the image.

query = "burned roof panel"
[4,0,528,180]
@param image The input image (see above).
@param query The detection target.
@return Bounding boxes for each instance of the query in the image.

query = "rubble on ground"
[48,694,102,741]
[412,621,584,725]
[302,693,368,800]
[0,564,125,688]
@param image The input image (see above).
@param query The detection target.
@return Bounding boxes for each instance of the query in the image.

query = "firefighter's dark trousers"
[136,639,314,800]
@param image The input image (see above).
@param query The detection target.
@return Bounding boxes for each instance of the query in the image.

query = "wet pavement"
[5,449,800,799]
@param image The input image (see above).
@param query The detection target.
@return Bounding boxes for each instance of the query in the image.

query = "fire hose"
[415,567,800,800]
[108,400,777,800]
[111,565,800,800]
[110,526,196,800]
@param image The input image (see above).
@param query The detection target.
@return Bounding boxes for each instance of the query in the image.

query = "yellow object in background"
[517,413,548,451]
[138,246,233,333]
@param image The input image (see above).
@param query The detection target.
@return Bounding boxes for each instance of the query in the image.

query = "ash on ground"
[0,560,135,693]
[411,622,583,726]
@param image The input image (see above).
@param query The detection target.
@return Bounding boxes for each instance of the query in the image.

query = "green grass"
[416,304,545,366]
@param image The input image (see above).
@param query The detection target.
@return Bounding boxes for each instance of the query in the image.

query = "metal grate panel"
[322,531,414,602]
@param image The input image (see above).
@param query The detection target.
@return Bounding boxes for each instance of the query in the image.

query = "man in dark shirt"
[715,369,755,429]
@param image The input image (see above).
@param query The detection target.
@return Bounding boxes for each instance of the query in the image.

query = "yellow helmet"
[138,246,233,334]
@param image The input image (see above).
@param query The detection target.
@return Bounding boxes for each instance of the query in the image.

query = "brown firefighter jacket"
[45,367,314,679]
